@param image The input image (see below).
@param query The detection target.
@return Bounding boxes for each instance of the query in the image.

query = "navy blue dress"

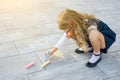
[97,20,116,53]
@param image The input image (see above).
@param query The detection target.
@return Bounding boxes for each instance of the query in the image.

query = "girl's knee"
[88,30,106,49]
[89,30,100,41]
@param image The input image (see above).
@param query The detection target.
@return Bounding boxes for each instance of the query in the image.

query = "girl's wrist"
[51,47,58,55]
[47,50,54,56]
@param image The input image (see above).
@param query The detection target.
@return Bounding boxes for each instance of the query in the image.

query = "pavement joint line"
[103,77,110,80]
[27,74,31,80]
[35,52,52,70]
[108,50,120,53]
[27,69,45,76]
[108,74,120,79]
[13,41,21,55]
[103,73,120,80]
[116,53,120,56]
[0,54,20,60]
[97,65,109,79]
[35,51,42,64]
[0,51,36,60]
[70,54,78,62]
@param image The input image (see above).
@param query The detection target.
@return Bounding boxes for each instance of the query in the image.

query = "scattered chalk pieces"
[25,61,35,69]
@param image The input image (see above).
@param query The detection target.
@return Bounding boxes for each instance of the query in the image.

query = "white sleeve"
[55,33,69,49]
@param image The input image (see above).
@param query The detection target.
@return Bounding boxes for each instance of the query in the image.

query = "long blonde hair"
[57,9,98,49]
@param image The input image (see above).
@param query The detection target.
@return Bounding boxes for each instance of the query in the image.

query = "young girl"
[45,9,116,67]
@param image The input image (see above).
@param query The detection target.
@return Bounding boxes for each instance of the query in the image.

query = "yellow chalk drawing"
[53,50,64,58]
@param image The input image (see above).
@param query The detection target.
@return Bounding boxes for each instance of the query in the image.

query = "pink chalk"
[25,61,35,69]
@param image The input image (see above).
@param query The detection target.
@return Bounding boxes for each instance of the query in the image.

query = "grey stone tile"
[105,75,120,80]
[0,53,41,80]
[0,75,28,80]
[15,33,74,54]
[31,23,61,36]
[108,24,120,35]
[108,35,120,53]
[0,42,19,59]
[0,1,57,43]
[98,53,120,77]
[98,17,120,35]
[0,30,26,43]
[28,60,108,80]
[64,43,92,61]
[116,51,120,57]
[37,48,76,69]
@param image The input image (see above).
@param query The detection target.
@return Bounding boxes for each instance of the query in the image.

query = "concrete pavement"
[0,0,120,80]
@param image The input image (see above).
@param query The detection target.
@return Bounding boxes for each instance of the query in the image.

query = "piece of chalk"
[25,61,35,69]
[41,60,50,68]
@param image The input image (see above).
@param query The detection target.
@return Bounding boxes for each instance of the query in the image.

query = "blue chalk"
[45,50,50,61]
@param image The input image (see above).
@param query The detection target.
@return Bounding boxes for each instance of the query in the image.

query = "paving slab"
[14,33,74,54]
[98,52,120,77]
[28,60,108,80]
[116,51,120,55]
[0,0,58,43]
[0,41,19,59]
[96,14,120,35]
[0,53,42,80]
[108,35,120,53]
[105,75,120,80]
[64,43,92,61]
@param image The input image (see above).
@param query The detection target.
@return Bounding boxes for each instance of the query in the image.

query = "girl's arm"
[50,47,58,55]
[50,33,69,55]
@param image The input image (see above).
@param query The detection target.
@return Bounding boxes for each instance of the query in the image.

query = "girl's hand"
[44,51,51,61]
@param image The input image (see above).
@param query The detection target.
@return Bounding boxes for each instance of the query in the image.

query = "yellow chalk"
[41,60,50,68]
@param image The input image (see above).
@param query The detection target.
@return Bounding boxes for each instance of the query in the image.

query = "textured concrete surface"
[0,0,120,80]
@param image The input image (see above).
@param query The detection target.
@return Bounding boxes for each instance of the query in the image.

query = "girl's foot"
[86,53,102,67]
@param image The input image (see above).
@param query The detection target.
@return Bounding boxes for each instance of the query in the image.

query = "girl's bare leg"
[89,30,105,53]
[86,30,106,67]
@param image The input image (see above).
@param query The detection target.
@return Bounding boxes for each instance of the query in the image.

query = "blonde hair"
[57,9,98,48]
